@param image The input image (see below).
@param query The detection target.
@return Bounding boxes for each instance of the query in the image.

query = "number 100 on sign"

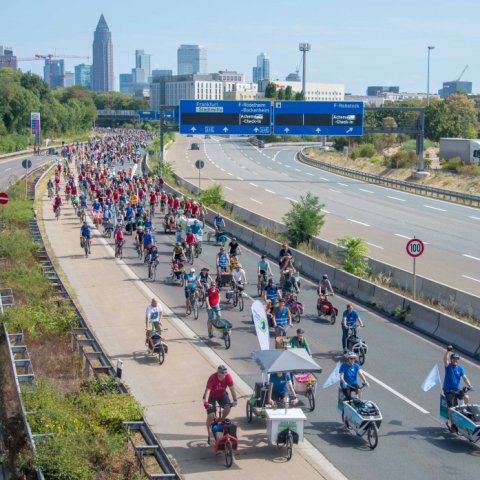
[406,239,424,257]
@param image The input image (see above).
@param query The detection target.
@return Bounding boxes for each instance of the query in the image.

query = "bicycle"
[55,206,61,221]
[81,236,89,258]
[257,273,272,297]
[48,188,53,199]
[136,242,143,259]
[148,259,158,281]
[150,202,155,217]
[187,290,200,319]
[232,283,244,311]
[79,208,86,224]
[146,328,169,365]
[185,245,195,265]
[115,241,123,259]
[198,283,208,307]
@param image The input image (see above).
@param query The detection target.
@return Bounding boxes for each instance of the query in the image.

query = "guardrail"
[299,147,480,207]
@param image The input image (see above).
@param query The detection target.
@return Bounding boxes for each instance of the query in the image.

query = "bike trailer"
[103,222,114,230]
[275,336,293,350]
[148,333,169,354]
[211,319,233,339]
[293,373,318,396]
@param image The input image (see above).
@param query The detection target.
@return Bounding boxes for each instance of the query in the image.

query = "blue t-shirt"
[270,373,291,393]
[80,200,87,208]
[343,310,359,328]
[340,362,360,386]
[215,215,222,226]
[92,202,101,211]
[143,233,153,246]
[125,207,134,217]
[186,274,199,289]
[144,220,152,230]
[136,205,144,213]
[443,363,465,392]
[190,224,202,235]
[81,225,91,236]
[258,260,269,271]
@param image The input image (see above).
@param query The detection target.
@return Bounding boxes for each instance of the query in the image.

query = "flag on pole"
[421,364,441,392]
[322,361,341,389]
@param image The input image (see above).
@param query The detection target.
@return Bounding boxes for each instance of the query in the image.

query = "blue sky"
[2,0,478,94]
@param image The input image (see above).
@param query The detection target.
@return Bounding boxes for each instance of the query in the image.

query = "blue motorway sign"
[273,101,364,136]
[180,100,271,135]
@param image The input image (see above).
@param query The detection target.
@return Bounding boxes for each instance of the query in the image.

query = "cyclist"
[267,372,298,408]
[342,303,364,354]
[216,247,230,273]
[232,263,247,292]
[283,328,312,357]
[228,238,242,260]
[340,352,369,406]
[136,226,145,256]
[185,268,201,314]
[71,194,79,212]
[204,366,238,448]
[190,219,203,239]
[114,225,125,256]
[264,277,282,305]
[172,242,186,264]
[214,212,225,233]
[257,254,273,289]
[185,228,196,258]
[191,201,199,218]
[80,220,92,254]
[149,190,156,212]
[198,202,207,220]
[147,245,159,279]
[206,280,221,338]
[281,268,300,298]
[145,298,163,341]
[54,194,63,215]
[160,191,167,212]
[200,267,213,286]
[79,194,88,213]
[144,216,153,231]
[317,274,334,309]
[47,179,54,197]
[272,298,293,338]
[443,346,472,431]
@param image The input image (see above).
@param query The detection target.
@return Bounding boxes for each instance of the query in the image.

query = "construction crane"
[36,54,91,89]
[457,65,468,81]
[0,56,41,69]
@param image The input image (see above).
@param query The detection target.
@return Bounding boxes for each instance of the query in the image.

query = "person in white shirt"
[232,264,247,292]
[145,298,163,341]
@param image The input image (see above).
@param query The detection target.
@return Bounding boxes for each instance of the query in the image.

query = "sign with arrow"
[179,100,271,135]
[273,101,363,136]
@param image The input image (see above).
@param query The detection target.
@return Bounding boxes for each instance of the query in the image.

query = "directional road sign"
[195,160,205,170]
[273,101,364,136]
[179,100,271,135]
[406,239,424,257]
[22,159,32,169]
[0,193,9,205]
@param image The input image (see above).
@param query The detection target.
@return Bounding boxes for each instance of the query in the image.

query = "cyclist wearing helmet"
[172,242,186,263]
[185,268,201,314]
[340,352,369,401]
[443,346,471,430]
[264,277,282,304]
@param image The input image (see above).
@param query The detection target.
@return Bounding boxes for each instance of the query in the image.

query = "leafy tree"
[335,237,370,276]
[199,183,226,207]
[359,143,376,158]
[333,136,349,151]
[277,88,286,100]
[285,86,293,100]
[282,192,326,247]
[425,101,462,141]
[445,93,478,138]
[295,91,306,101]
[264,82,277,99]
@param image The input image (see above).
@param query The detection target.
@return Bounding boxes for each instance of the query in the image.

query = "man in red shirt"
[204,365,238,448]
[191,202,199,218]
[185,228,196,258]
[206,280,221,338]
[114,226,125,257]
[149,190,156,210]
[173,197,180,210]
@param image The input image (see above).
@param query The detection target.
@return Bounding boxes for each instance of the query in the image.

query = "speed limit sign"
[406,239,424,257]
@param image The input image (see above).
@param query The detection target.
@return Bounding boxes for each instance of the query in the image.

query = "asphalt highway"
[0,152,54,191]
[57,145,480,480]
[168,135,480,296]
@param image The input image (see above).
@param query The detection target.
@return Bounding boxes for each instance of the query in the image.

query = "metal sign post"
[406,237,425,300]
[22,159,32,197]
[195,160,205,191]
[0,193,8,229]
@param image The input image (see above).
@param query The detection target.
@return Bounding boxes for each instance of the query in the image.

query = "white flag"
[421,364,441,392]
[251,300,270,351]
[323,361,341,389]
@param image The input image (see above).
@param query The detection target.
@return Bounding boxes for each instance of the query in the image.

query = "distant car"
[259,142,265,148]
[191,143,200,150]
[205,134,211,139]
[225,135,231,138]
[187,134,193,137]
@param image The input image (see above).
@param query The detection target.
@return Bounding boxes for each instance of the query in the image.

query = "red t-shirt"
[208,288,219,306]
[206,373,233,398]
[192,204,199,214]
[149,193,156,202]
[186,233,195,244]
[167,197,173,205]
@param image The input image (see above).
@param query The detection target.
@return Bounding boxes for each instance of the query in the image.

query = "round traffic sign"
[22,159,32,169]
[0,193,9,205]
[195,160,205,170]
[406,239,424,257]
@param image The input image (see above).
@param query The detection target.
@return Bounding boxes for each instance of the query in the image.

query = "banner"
[421,364,441,392]
[251,300,270,350]
[323,361,341,389]
[130,163,137,179]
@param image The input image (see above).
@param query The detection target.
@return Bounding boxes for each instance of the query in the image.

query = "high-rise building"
[44,59,64,89]
[92,14,114,92]
[0,46,18,71]
[366,86,399,96]
[440,80,473,98]
[152,69,172,77]
[75,64,92,90]
[135,50,151,78]
[177,45,207,75]
[286,72,301,82]
[253,53,270,84]
[64,71,75,87]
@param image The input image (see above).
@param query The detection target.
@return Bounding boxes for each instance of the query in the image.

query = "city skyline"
[1,0,478,95]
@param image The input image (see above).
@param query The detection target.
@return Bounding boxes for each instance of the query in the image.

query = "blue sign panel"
[180,100,271,135]
[273,101,364,136]
[138,110,159,116]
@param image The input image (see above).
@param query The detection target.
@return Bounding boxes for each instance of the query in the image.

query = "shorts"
[259,270,267,276]
[144,244,153,249]
[271,390,287,403]
[445,389,466,408]
[207,393,230,414]
[208,304,221,320]
[342,384,361,401]
[217,265,228,272]
[150,321,161,332]
[185,287,197,299]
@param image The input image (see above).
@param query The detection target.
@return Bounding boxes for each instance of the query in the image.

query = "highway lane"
[0,152,54,191]
[170,134,480,296]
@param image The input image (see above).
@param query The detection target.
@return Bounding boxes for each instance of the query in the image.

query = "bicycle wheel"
[295,310,301,323]
[239,294,244,312]
[330,310,336,325]
[246,400,253,423]
[119,247,123,260]
[308,390,315,412]
[367,423,378,450]
[257,284,262,296]
[358,348,365,366]
[180,275,185,287]
[84,241,89,258]
[232,292,237,307]
[199,291,205,307]
[193,299,199,320]
[189,251,194,265]
[158,344,165,365]
[286,432,293,461]
[222,238,226,248]
[225,440,233,468]
[224,331,231,350]
[137,247,141,259]
[152,265,156,281]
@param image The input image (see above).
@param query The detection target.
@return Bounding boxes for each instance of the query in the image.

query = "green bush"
[199,183,226,207]
[359,143,376,159]
[350,147,360,160]
[384,150,416,168]
[370,157,382,164]
[282,192,326,247]
[335,236,370,276]
[333,136,349,151]
[442,157,464,171]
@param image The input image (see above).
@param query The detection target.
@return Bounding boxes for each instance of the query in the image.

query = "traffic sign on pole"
[273,101,364,136]
[0,193,9,205]
[406,237,424,300]
[179,100,271,135]
[195,160,205,169]
[22,159,32,169]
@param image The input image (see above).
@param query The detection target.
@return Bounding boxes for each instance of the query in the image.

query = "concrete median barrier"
[434,313,480,356]
[332,270,360,296]
[454,291,480,320]
[355,280,375,304]
[421,278,456,308]
[251,231,267,252]
[404,300,440,335]
[372,285,405,315]
[240,225,256,245]
[311,236,337,256]
[294,251,317,277]
[312,261,336,283]
[264,237,282,259]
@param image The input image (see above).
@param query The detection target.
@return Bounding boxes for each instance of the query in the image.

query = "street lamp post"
[299,43,311,95]
[427,46,435,106]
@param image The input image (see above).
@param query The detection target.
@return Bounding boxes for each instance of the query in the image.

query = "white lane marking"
[388,196,406,201]
[462,254,480,261]
[338,183,349,186]
[277,162,283,165]
[282,173,289,176]
[424,205,446,212]
[295,168,301,172]
[257,162,261,165]
[250,198,262,204]
[265,189,276,194]
[221,168,225,171]
[286,165,291,168]
[469,216,480,220]
[285,197,298,203]
[321,209,330,214]
[267,167,273,170]
[329,189,341,194]
[462,275,480,283]
[236,177,243,180]
[364,371,430,415]
[5,168,11,171]
[366,242,384,249]
[306,173,314,176]
[347,219,370,227]
[249,183,258,187]
[209,177,214,181]
[395,234,429,244]
[227,173,233,176]
[225,187,233,191]
[319,177,329,181]
[360,189,374,193]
